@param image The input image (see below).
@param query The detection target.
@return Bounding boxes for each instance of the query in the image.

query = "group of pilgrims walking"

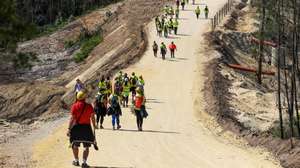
[94,71,147,131]
[155,6,179,38]
[67,1,210,167]
[69,72,147,167]
[155,1,209,38]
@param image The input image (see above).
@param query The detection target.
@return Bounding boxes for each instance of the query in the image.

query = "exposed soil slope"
[0,0,172,125]
[204,3,300,168]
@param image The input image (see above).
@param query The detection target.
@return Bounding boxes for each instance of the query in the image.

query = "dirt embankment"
[204,2,300,168]
[0,0,172,124]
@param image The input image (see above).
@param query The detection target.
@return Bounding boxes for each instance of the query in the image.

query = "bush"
[270,117,300,139]
[73,34,102,63]
[64,40,76,49]
[13,52,39,69]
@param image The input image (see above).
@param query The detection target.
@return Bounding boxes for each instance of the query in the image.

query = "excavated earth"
[204,3,300,168]
[0,0,172,124]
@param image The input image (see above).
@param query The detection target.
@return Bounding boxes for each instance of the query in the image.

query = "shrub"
[73,34,102,63]
[13,52,39,69]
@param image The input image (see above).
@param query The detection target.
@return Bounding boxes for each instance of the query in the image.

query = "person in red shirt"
[168,41,177,58]
[67,91,98,168]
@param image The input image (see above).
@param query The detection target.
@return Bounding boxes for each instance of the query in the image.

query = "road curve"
[32,1,281,168]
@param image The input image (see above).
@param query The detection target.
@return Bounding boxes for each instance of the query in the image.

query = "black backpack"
[131,77,137,85]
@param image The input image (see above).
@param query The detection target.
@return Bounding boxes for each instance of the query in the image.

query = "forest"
[252,0,300,145]
[0,0,119,52]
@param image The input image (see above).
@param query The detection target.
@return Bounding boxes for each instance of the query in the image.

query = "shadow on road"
[192,3,207,6]
[147,100,164,104]
[166,36,180,39]
[166,59,179,62]
[90,166,134,168]
[176,57,188,60]
[176,33,191,36]
[118,129,180,134]
[177,18,189,20]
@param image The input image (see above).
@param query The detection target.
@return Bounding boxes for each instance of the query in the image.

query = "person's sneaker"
[113,126,116,130]
[117,125,121,130]
[100,125,104,129]
[72,160,80,166]
[81,162,89,168]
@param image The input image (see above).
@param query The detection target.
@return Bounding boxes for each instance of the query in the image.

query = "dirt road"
[32,1,282,167]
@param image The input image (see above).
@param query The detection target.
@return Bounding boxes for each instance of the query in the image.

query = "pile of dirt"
[0,82,66,124]
[204,2,300,168]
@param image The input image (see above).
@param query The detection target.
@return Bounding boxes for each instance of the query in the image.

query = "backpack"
[111,95,119,109]
[108,95,122,116]
[131,77,137,85]
[96,94,105,108]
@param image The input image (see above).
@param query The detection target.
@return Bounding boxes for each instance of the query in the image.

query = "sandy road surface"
[32,1,282,168]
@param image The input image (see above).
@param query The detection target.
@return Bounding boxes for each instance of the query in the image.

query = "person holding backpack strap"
[67,91,98,168]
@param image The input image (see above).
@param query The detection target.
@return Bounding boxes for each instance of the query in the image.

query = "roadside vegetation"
[73,31,103,63]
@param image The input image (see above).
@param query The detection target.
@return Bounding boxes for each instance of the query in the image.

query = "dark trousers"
[174,27,178,34]
[96,113,105,125]
[153,49,158,57]
[161,53,166,60]
[123,96,129,106]
[196,14,199,19]
[135,110,143,129]
[170,49,175,58]
[158,30,162,37]
[164,29,168,37]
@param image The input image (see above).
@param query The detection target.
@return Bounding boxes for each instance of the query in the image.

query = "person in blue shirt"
[74,79,84,97]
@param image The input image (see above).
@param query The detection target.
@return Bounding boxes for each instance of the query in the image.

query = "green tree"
[0,0,35,52]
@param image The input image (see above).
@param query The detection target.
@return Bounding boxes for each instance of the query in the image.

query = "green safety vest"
[122,85,130,97]
[170,9,174,15]
[168,21,173,27]
[205,8,209,14]
[98,81,106,93]
[173,20,179,27]
[164,7,169,13]
[139,79,145,86]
